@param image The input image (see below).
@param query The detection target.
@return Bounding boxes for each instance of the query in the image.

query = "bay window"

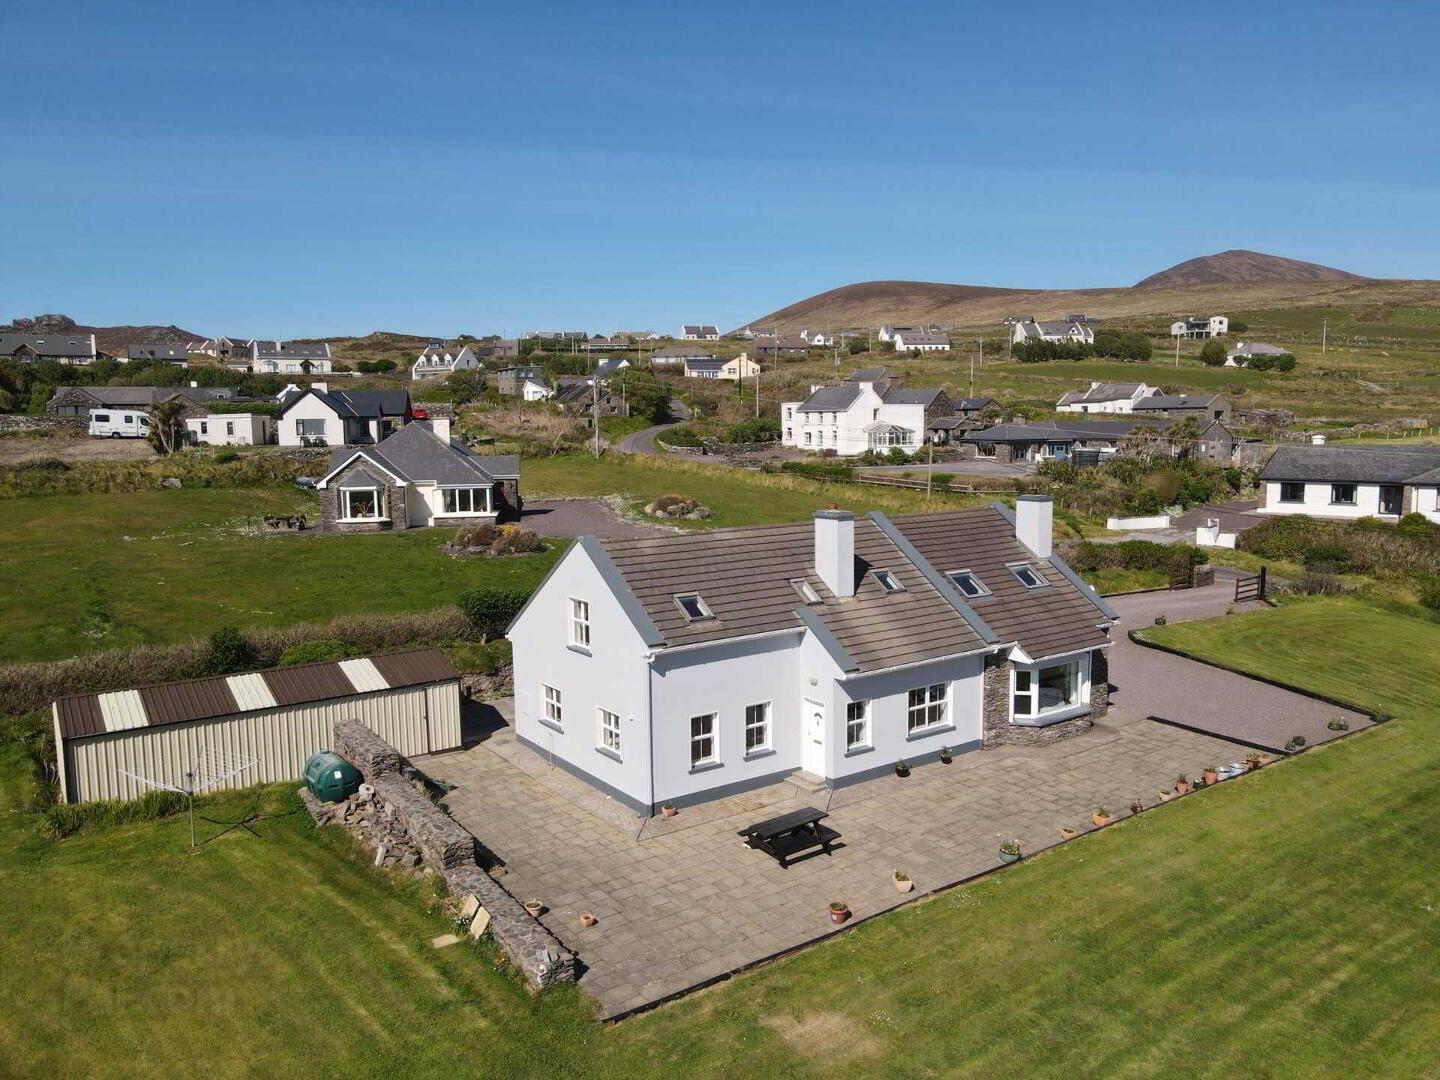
[341,488,382,520]
[1012,659,1085,723]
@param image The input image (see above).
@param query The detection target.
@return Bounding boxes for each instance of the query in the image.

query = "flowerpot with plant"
[1058,827,1077,840]
[524,900,544,917]
[997,836,1022,863]
[1202,766,1219,786]
[938,747,954,765]
[1158,789,1174,802]
[1327,717,1350,731]
[893,870,913,894]
[1153,614,1168,626]
[895,761,911,778]
[661,804,677,818]
[1285,735,1307,753]
[829,901,850,924]
[1244,754,1263,772]
[1174,776,1192,795]
[1129,799,1145,816]
[579,913,597,927]
[1091,805,1113,827]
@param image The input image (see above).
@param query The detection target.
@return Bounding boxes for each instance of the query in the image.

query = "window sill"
[1011,703,1090,727]
[566,644,592,657]
[688,760,723,775]
[433,511,496,519]
[335,517,390,524]
[537,717,564,735]
[595,745,622,763]
[905,723,955,742]
[843,743,874,758]
[743,748,776,762]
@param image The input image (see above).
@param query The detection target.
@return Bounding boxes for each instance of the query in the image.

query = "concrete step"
[784,770,830,796]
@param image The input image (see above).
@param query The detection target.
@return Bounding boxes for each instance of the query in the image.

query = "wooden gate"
[1234,567,1267,602]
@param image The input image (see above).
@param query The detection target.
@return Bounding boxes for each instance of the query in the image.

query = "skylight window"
[872,570,904,593]
[948,570,990,598]
[790,579,821,604]
[674,593,714,621]
[1009,563,1048,589]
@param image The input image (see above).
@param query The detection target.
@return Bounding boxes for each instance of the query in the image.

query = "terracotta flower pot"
[524,901,543,917]
[1174,781,1191,795]
[1202,769,1219,785]
[579,913,597,927]
[1158,790,1174,802]
[1059,827,1077,840]
[661,805,677,818]
[1091,814,1112,827]
[829,905,850,925]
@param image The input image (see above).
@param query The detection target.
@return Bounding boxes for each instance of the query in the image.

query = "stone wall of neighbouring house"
[328,719,576,989]
[1090,647,1110,717]
[320,462,409,532]
[493,479,522,522]
[981,651,1094,748]
[993,443,1016,464]
[0,414,85,433]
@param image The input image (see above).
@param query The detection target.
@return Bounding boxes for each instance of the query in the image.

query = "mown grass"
[6,597,1440,1077]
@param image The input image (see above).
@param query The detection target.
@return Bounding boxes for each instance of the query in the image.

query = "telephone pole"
[1321,319,1328,358]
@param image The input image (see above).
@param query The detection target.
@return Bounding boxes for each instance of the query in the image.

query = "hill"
[1133,249,1371,289]
[0,313,203,353]
[747,280,1023,330]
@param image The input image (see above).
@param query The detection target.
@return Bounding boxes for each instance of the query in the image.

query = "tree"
[191,626,258,676]
[146,399,188,455]
[446,368,486,405]
[1272,353,1298,372]
[1198,340,1228,367]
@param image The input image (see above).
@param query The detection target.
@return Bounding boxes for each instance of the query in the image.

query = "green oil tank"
[303,750,362,803]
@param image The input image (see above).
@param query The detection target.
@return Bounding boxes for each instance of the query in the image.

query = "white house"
[892,330,951,353]
[412,343,481,380]
[314,418,521,531]
[186,412,275,446]
[232,340,334,375]
[1012,321,1096,346]
[876,325,915,343]
[781,367,952,456]
[521,378,553,401]
[1257,444,1440,521]
[684,353,759,381]
[1055,382,1159,414]
[275,383,411,446]
[507,497,1115,815]
[800,330,835,347]
[1226,341,1290,367]
[0,333,98,365]
[681,324,721,340]
[653,346,714,366]
[1171,315,1229,339]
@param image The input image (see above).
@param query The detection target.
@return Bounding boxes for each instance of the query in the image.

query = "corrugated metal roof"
[339,658,388,692]
[370,649,460,687]
[226,672,279,711]
[98,690,148,732]
[261,661,361,707]
[54,694,104,738]
[137,679,236,728]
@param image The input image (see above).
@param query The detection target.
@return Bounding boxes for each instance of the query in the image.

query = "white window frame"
[597,708,621,756]
[689,713,717,768]
[906,683,948,733]
[872,569,904,593]
[541,683,563,728]
[569,597,591,648]
[1009,563,1048,589]
[845,700,870,750]
[340,487,384,522]
[744,702,771,756]
[674,593,713,622]
[948,569,990,597]
[439,485,493,516]
[1011,656,1089,725]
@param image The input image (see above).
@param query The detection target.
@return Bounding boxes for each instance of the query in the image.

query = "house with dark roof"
[1226,341,1290,367]
[123,344,189,364]
[242,340,333,375]
[780,367,954,456]
[1257,444,1440,520]
[0,333,98,365]
[46,384,244,416]
[961,416,1237,465]
[507,498,1115,815]
[651,346,714,366]
[891,330,951,352]
[314,418,521,530]
[412,342,481,381]
[1133,393,1231,421]
[1055,381,1158,414]
[1012,321,1095,346]
[681,324,720,340]
[752,335,814,357]
[275,382,411,446]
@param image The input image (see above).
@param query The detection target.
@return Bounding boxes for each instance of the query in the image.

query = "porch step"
[784,770,830,796]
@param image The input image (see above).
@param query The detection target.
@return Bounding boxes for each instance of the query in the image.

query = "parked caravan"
[88,408,150,438]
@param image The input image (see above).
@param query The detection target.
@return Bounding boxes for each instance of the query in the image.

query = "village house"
[474,338,521,359]
[412,343,481,380]
[1226,341,1290,367]
[250,340,333,375]
[1170,315,1229,339]
[752,335,813,358]
[275,383,411,446]
[1012,320,1096,346]
[0,332,98,365]
[962,416,1236,465]
[185,411,276,446]
[876,325,915,342]
[507,497,1115,815]
[192,336,251,358]
[651,346,715,366]
[684,353,759,381]
[525,330,588,341]
[1134,393,1231,422]
[490,365,549,397]
[800,330,835,346]
[1055,382,1159,414]
[314,418,520,531]
[553,379,628,421]
[1256,444,1440,521]
[124,344,189,364]
[46,384,244,416]
[614,330,660,341]
[780,367,954,456]
[892,330,951,353]
[681,324,721,340]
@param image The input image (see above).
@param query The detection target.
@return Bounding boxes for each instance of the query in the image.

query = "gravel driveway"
[520,498,671,539]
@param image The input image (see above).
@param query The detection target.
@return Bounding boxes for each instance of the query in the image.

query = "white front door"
[802,698,827,776]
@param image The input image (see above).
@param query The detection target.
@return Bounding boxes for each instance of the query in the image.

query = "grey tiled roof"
[125,344,188,360]
[881,387,943,406]
[1259,445,1440,484]
[0,333,95,357]
[1135,394,1223,409]
[953,397,998,411]
[847,367,890,383]
[278,388,410,419]
[797,385,862,412]
[325,421,518,484]
[1228,342,1289,356]
[254,341,331,359]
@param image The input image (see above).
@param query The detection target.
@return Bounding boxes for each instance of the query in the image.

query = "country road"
[616,399,690,455]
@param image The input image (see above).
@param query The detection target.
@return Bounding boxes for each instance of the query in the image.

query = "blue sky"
[2,0,1436,337]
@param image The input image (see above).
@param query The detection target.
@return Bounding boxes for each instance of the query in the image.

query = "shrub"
[1238,515,1324,561]
[213,448,240,463]
[443,638,513,675]
[12,456,69,472]
[1272,353,1298,372]
[1419,577,1440,613]
[490,525,542,555]
[189,626,258,677]
[277,638,352,666]
[43,788,201,839]
[1398,512,1435,541]
[722,418,781,443]
[931,473,955,489]
[455,523,501,549]
[457,587,532,639]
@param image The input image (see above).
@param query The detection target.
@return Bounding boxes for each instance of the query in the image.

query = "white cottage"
[508,498,1115,815]
[412,343,481,380]
[275,384,412,446]
[780,367,952,456]
[1257,444,1440,521]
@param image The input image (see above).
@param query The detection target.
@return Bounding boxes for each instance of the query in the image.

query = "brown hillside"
[0,313,204,353]
[1133,249,1371,289]
[747,280,1023,330]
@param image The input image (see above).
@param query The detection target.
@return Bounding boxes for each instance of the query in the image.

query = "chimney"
[814,506,855,598]
[1014,495,1054,559]
[430,416,452,443]
[1311,433,1327,446]
[311,381,329,393]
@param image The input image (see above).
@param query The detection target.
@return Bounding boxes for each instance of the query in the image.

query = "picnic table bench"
[737,806,836,868]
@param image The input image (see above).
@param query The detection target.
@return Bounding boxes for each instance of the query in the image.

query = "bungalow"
[123,344,189,364]
[1055,382,1158,414]
[275,383,411,446]
[1170,315,1229,339]
[651,346,714,366]
[46,384,243,416]
[1134,393,1231,422]
[684,353,758,381]
[186,412,275,446]
[0,333,98,365]
[412,343,481,381]
[614,330,660,341]
[780,367,954,456]
[315,418,520,531]
[580,337,636,352]
[526,330,588,341]
[681,324,720,340]
[1256,444,1440,521]
[1226,341,1290,367]
[962,416,1236,465]
[800,330,835,346]
[752,335,813,358]
[507,497,1115,815]
[892,330,951,353]
[1012,321,1096,346]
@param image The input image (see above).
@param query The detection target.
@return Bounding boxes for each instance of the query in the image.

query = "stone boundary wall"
[654,436,778,456]
[330,719,577,989]
[0,414,85,434]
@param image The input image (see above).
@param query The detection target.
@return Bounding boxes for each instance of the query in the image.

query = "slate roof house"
[1012,321,1095,346]
[1055,382,1158,414]
[245,340,334,375]
[46,384,243,416]
[781,367,954,456]
[315,418,520,531]
[684,354,758,381]
[0,333,98,365]
[1133,393,1231,422]
[752,335,814,357]
[963,416,1236,464]
[124,344,189,364]
[1257,444,1440,521]
[275,383,411,446]
[651,346,714,366]
[681,324,721,340]
[1226,341,1290,367]
[508,497,1115,815]
[412,343,481,380]
[892,330,951,353]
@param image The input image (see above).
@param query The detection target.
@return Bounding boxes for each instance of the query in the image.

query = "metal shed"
[52,648,462,803]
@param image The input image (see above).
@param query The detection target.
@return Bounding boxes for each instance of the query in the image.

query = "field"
[5,596,1440,1077]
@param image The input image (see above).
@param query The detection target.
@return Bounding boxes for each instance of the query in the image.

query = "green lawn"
[0,489,562,663]
[7,596,1440,1077]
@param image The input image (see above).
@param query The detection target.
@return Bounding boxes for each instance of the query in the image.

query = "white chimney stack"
[814,506,855,598]
[1014,495,1054,559]
[430,416,452,443]
[311,381,329,394]
[1311,433,1327,446]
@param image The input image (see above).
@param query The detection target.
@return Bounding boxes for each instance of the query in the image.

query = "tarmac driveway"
[520,498,671,540]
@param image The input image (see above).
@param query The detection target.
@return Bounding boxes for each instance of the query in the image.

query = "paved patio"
[413,583,1370,1019]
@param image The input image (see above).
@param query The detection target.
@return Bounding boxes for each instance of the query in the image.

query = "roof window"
[948,570,990,598]
[1009,563,1048,589]
[674,593,714,622]
[872,569,904,593]
[790,579,821,604]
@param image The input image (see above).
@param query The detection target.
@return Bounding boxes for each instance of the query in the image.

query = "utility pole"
[592,373,600,458]
[1175,331,1181,366]
[754,359,760,418]
[969,350,975,398]
[1321,319,1328,358]
[926,442,934,498]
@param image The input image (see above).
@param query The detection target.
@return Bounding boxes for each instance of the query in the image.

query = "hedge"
[0,455,306,498]
[1064,539,1206,576]
[778,461,856,482]
[456,587,532,640]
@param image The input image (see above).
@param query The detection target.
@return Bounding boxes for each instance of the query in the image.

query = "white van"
[88,408,151,438]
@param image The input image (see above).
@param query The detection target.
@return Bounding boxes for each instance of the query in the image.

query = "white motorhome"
[88,408,150,438]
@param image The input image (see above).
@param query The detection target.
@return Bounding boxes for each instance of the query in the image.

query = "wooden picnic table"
[738,806,835,869]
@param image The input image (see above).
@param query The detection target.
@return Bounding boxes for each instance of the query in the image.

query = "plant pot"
[829,905,850,924]
[524,901,544,917]
[1157,789,1174,802]
[1174,781,1191,795]
[1129,801,1145,816]
[893,874,914,894]
[661,804,677,818]
[1058,827,1077,840]
[998,850,1021,864]
[1202,770,1219,786]
[579,913,597,927]
[895,763,911,778]
[1091,814,1112,827]
[939,753,953,765]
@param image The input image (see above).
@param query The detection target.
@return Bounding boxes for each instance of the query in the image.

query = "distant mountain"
[1132,250,1370,289]
[744,280,1022,331]
[0,313,204,354]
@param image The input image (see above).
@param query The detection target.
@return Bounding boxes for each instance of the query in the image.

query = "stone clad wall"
[329,720,576,989]
[0,414,85,433]
[981,651,1095,748]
